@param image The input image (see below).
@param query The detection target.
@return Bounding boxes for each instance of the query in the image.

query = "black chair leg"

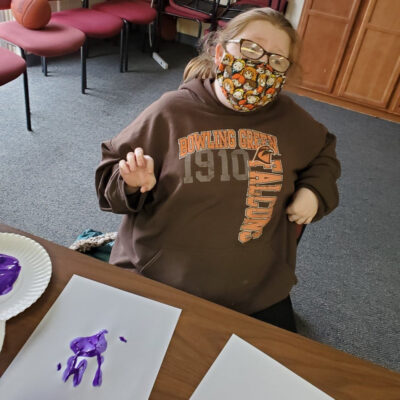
[148,24,153,53]
[22,70,32,131]
[124,20,129,72]
[120,26,125,73]
[41,56,48,76]
[141,25,147,53]
[152,19,159,53]
[20,49,32,131]
[153,0,162,53]
[81,41,87,94]
[196,19,202,40]
[148,21,159,53]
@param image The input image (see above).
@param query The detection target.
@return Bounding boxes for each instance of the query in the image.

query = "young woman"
[95,8,341,332]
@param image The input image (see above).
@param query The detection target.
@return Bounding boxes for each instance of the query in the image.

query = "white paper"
[0,275,181,400]
[190,334,334,400]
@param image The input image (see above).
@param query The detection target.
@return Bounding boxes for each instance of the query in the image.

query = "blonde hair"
[183,7,299,83]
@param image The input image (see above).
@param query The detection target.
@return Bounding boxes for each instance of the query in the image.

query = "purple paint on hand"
[62,329,108,387]
[57,363,62,371]
[119,336,127,343]
[0,254,21,296]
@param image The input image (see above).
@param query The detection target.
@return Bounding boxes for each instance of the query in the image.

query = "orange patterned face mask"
[216,52,286,112]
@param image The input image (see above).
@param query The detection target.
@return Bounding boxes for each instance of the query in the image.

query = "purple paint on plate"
[62,329,108,387]
[119,336,127,343]
[57,363,62,371]
[0,254,21,296]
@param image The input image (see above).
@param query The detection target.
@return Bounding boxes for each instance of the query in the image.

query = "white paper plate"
[0,233,52,321]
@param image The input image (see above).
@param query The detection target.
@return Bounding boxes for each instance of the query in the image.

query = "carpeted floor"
[0,38,399,372]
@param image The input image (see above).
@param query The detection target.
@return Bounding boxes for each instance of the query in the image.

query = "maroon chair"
[163,0,218,40]
[235,0,287,12]
[92,0,158,72]
[216,18,227,28]
[0,46,31,131]
[217,0,288,25]
[50,2,125,88]
[0,0,86,95]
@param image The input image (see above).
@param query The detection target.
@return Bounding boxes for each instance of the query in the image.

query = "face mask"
[216,52,286,112]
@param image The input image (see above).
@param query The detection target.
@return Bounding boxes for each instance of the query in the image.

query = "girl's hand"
[119,148,156,194]
[286,187,319,225]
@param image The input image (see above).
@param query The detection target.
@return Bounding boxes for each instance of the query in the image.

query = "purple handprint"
[62,329,108,387]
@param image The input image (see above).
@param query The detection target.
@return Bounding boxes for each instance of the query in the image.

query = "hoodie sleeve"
[95,99,171,215]
[295,132,341,222]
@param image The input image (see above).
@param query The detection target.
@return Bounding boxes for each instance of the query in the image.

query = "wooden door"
[296,0,361,93]
[388,79,400,115]
[338,0,400,109]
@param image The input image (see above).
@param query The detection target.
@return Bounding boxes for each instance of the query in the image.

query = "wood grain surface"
[0,224,399,399]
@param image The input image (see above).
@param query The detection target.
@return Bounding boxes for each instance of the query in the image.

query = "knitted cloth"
[70,229,117,262]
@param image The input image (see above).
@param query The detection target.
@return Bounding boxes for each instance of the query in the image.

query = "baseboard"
[286,84,400,124]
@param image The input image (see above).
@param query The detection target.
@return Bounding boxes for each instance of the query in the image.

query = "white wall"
[285,0,305,29]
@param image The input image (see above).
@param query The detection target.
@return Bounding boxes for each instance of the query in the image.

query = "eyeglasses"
[225,39,291,73]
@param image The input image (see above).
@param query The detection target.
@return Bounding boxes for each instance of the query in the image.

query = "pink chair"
[92,0,158,72]
[50,1,125,86]
[0,46,31,130]
[0,0,86,94]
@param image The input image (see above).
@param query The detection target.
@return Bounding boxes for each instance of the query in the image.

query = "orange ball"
[11,0,51,30]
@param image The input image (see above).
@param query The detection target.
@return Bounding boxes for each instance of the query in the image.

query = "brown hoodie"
[95,79,340,314]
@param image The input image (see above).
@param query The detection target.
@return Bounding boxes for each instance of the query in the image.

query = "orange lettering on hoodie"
[239,143,283,244]
[193,132,207,152]
[178,137,188,159]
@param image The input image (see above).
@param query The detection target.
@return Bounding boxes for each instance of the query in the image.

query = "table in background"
[0,224,399,399]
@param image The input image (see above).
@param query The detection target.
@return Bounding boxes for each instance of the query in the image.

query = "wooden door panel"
[298,16,349,92]
[338,0,400,108]
[342,30,400,107]
[296,0,361,93]
[311,0,355,18]
[369,0,400,30]
[388,79,400,115]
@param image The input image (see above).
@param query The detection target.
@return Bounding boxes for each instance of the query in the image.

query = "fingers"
[119,160,130,176]
[119,148,156,193]
[144,155,154,174]
[135,148,145,167]
[126,152,136,171]
[125,148,149,171]
[287,213,313,225]
[140,179,155,193]
[286,206,294,217]
[286,203,314,225]
[286,187,318,226]
[287,214,305,225]
[287,214,302,224]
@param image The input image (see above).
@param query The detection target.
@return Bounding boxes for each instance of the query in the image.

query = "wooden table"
[0,224,399,399]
